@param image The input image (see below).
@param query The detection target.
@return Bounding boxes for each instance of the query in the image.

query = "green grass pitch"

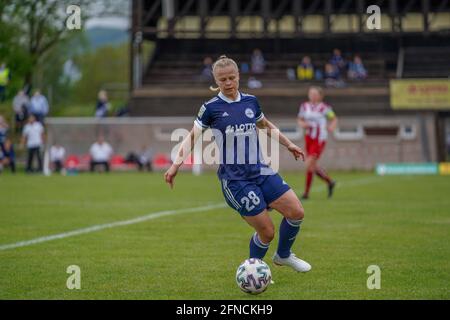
[0,171,449,299]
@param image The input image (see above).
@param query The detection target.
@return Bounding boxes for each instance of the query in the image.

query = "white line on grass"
[0,175,382,252]
[295,175,382,194]
[0,203,226,251]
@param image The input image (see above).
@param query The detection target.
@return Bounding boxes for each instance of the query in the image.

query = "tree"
[0,0,130,102]
[2,1,96,88]
[0,0,133,91]
[73,43,129,104]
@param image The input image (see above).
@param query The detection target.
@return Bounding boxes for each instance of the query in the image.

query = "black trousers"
[52,160,63,173]
[138,161,153,172]
[0,158,15,173]
[90,161,110,172]
[15,107,28,133]
[26,147,42,172]
[8,159,16,173]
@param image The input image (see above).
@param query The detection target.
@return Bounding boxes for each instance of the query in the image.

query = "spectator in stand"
[297,56,314,80]
[329,49,347,77]
[247,76,263,89]
[0,62,10,102]
[1,137,16,173]
[286,68,296,81]
[30,89,49,123]
[240,62,250,74]
[21,115,45,173]
[115,103,129,117]
[0,116,8,173]
[251,48,266,74]
[0,143,4,173]
[199,56,213,82]
[97,90,111,117]
[324,63,345,88]
[12,90,30,133]
[89,136,113,173]
[50,143,66,173]
[95,90,110,118]
[125,146,154,172]
[347,55,368,80]
[137,145,153,172]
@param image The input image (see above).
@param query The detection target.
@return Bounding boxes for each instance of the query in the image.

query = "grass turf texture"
[0,171,449,299]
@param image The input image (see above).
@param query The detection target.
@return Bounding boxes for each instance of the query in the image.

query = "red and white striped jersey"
[298,101,335,141]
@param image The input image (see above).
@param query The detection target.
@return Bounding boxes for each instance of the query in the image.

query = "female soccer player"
[164,55,311,272]
[297,86,338,200]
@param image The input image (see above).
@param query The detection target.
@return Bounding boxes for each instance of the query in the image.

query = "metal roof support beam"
[292,0,304,36]
[262,0,271,38]
[357,0,365,34]
[230,0,239,38]
[198,0,208,38]
[324,0,332,35]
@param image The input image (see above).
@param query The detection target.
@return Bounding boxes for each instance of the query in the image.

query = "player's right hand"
[164,165,178,189]
[302,123,311,129]
[287,143,305,161]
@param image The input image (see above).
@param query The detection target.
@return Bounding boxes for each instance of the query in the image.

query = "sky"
[84,0,130,30]
[85,16,129,30]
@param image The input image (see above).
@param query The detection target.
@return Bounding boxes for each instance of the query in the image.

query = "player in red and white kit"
[297,86,338,199]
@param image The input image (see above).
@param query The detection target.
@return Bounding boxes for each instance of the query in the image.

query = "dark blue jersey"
[2,144,15,161]
[194,91,273,180]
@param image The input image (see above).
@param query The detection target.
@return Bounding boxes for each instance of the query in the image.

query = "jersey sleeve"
[298,103,306,118]
[194,104,212,130]
[254,98,265,122]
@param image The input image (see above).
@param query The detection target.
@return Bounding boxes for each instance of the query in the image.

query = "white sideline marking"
[0,176,381,252]
[296,175,381,194]
[0,203,226,252]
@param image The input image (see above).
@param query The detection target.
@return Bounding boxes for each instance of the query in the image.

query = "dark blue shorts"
[220,173,291,216]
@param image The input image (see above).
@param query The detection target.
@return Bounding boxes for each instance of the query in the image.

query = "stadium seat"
[152,153,172,170]
[65,155,80,169]
[110,155,137,171]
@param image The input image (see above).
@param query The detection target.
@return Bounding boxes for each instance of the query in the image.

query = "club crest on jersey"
[245,108,254,119]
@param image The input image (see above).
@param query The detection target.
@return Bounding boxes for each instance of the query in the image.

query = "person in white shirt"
[21,115,45,173]
[89,136,113,172]
[50,144,66,173]
[30,90,49,123]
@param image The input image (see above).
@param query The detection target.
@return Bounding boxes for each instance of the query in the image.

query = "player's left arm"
[257,117,305,161]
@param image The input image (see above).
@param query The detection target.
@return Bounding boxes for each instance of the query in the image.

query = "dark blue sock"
[249,232,270,259]
[277,218,302,258]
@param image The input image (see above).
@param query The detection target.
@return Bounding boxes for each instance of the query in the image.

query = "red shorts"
[305,136,326,158]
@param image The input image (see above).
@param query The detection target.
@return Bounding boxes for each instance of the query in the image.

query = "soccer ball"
[236,258,272,294]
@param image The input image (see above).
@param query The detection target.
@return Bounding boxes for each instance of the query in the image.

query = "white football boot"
[272,252,312,272]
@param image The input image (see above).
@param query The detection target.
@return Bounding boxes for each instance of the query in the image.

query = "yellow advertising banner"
[439,163,450,175]
[390,79,450,109]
